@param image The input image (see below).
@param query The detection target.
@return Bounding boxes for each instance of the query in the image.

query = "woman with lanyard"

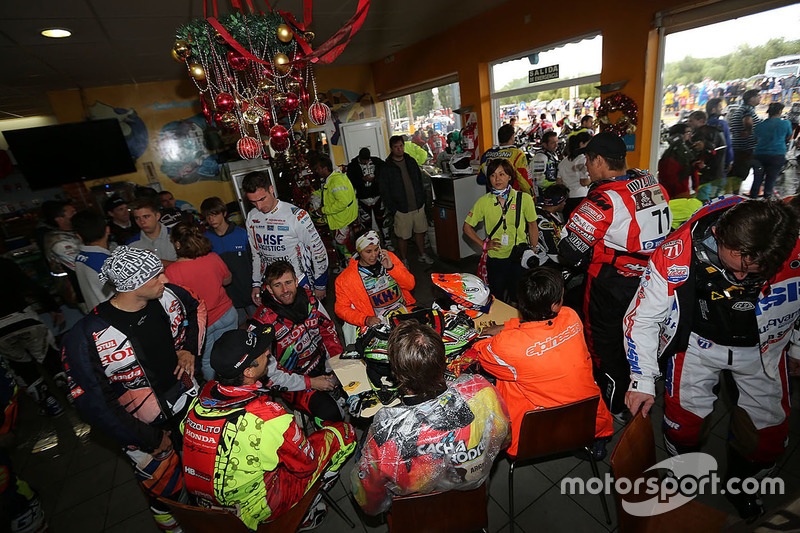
[334,230,416,345]
[464,159,538,304]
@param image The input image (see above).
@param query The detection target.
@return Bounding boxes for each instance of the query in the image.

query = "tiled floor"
[11,161,800,532]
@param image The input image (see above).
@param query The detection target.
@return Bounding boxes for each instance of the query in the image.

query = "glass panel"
[384,82,462,141]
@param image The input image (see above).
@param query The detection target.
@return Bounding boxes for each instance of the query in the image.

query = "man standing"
[530,130,560,195]
[243,171,329,307]
[71,209,114,310]
[127,198,177,264]
[105,196,138,247]
[728,89,762,184]
[382,135,435,265]
[625,198,800,520]
[312,155,359,266]
[560,132,672,420]
[706,98,734,175]
[62,246,204,532]
[158,190,195,229]
[688,110,726,200]
[251,260,344,426]
[568,115,595,138]
[200,196,253,319]
[41,200,83,307]
[351,321,509,515]
[347,148,388,243]
[477,124,532,195]
[181,326,356,531]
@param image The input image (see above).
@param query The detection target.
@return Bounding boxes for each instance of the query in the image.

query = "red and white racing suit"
[560,169,671,415]
[246,200,329,292]
[624,196,800,469]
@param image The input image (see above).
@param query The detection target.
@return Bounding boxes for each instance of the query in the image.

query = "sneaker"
[418,253,435,265]
[321,470,340,492]
[298,501,327,531]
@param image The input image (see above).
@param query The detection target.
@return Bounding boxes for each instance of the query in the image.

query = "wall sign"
[528,65,559,83]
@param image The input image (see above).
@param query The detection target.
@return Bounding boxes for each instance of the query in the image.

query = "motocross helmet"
[448,152,472,175]
[431,273,493,317]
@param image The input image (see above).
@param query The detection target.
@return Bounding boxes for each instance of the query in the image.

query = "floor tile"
[487,493,509,532]
[48,491,109,533]
[533,453,582,484]
[104,478,151,528]
[514,484,610,533]
[54,457,117,514]
[488,456,553,515]
[66,437,121,475]
[565,459,617,531]
[104,509,160,533]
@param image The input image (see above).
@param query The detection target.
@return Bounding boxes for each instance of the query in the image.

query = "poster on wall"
[88,101,149,159]
[157,114,221,185]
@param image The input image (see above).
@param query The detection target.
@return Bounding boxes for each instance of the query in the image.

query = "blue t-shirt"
[754,118,793,155]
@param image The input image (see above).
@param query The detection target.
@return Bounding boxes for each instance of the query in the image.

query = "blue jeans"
[202,306,239,381]
[750,153,786,198]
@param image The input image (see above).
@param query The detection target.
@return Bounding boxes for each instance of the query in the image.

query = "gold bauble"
[243,108,261,125]
[276,24,293,43]
[272,93,287,107]
[287,80,301,93]
[189,63,206,81]
[218,112,238,128]
[172,40,191,62]
[214,32,227,45]
[257,78,275,94]
[273,53,291,74]
[303,31,315,43]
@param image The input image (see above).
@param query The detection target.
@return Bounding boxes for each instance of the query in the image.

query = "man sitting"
[181,327,356,531]
[475,267,613,458]
[351,321,510,515]
[251,260,344,425]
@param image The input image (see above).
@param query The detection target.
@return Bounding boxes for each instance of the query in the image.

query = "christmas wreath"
[597,93,638,137]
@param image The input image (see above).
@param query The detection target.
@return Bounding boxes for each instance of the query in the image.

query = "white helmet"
[431,273,493,317]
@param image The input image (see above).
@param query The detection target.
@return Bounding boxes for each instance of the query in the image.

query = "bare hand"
[365,316,381,327]
[789,357,800,377]
[481,324,504,336]
[625,391,655,419]
[153,430,173,455]
[380,252,393,270]
[251,287,262,307]
[174,350,195,380]
[315,289,327,300]
[309,375,335,391]
[485,238,503,252]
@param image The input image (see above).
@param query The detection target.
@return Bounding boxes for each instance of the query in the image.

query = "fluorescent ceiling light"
[41,28,72,38]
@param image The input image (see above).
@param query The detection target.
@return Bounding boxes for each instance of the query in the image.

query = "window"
[384,81,461,141]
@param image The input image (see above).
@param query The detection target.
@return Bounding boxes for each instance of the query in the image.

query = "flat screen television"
[3,119,136,190]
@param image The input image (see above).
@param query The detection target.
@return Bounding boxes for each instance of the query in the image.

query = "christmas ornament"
[260,113,274,130]
[242,107,264,125]
[215,93,236,112]
[218,112,238,129]
[258,78,275,94]
[276,24,293,43]
[213,32,227,45]
[287,79,301,93]
[227,51,248,71]
[308,101,331,125]
[282,92,300,113]
[269,125,290,152]
[201,98,214,125]
[237,136,262,159]
[304,31,315,42]
[597,93,638,137]
[172,40,190,62]
[189,63,206,81]
[273,53,291,74]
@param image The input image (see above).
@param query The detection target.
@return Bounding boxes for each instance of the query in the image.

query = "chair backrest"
[159,479,322,533]
[511,395,600,461]
[387,481,488,533]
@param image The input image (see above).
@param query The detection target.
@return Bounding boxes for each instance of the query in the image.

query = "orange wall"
[370,0,697,169]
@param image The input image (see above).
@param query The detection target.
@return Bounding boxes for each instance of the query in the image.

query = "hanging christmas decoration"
[269,125,290,152]
[173,1,372,159]
[237,136,262,159]
[596,93,638,137]
[308,101,331,126]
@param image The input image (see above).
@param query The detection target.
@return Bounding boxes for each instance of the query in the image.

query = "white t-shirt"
[558,154,589,199]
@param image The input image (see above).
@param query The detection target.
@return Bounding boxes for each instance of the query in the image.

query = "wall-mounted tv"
[3,119,136,190]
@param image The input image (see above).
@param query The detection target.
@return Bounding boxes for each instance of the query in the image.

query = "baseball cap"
[104,196,127,213]
[585,131,627,160]
[211,324,275,380]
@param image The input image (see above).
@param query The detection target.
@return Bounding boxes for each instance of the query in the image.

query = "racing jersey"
[534,210,566,266]
[350,373,510,515]
[530,149,559,193]
[181,382,356,530]
[74,245,113,310]
[250,287,343,392]
[475,307,614,455]
[477,145,533,196]
[61,284,204,451]
[623,196,800,397]
[560,169,672,278]
[246,200,329,292]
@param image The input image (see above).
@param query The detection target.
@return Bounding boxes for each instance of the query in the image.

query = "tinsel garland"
[596,93,638,137]
[176,12,293,59]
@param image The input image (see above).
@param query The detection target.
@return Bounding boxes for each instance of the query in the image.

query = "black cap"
[585,131,627,160]
[211,324,275,380]
[104,196,127,213]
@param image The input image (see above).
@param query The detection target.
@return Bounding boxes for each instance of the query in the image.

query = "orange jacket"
[334,251,416,326]
[474,307,613,455]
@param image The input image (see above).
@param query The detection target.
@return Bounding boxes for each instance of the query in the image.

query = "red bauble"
[200,98,214,126]
[269,125,290,152]
[283,92,300,113]
[300,87,311,108]
[227,51,248,71]
[259,113,274,131]
[308,101,331,126]
[215,93,236,112]
[237,136,262,159]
